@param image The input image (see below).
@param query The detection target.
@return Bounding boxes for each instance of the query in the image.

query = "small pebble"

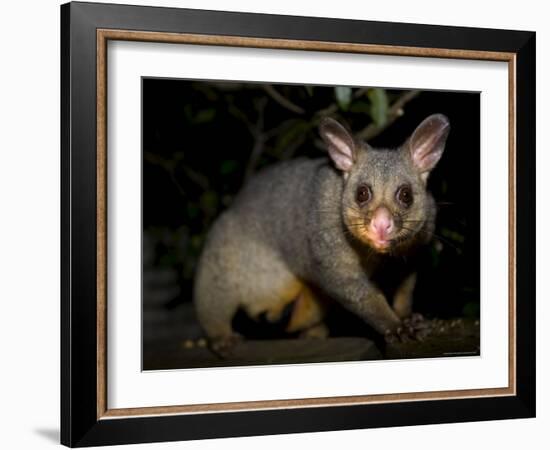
[182,339,195,349]
[416,330,429,341]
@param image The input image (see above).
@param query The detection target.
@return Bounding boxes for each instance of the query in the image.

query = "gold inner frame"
[96,29,517,420]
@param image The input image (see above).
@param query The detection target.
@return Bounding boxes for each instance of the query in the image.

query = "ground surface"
[143,255,480,370]
[143,300,480,370]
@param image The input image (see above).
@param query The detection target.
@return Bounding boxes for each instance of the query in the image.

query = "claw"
[210,333,243,358]
[415,329,430,341]
[385,329,398,343]
[411,313,424,323]
[384,313,433,343]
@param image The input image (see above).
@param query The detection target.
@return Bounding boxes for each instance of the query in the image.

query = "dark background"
[142,78,480,347]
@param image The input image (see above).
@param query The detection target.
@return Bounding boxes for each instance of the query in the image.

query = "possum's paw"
[210,333,243,358]
[384,313,432,343]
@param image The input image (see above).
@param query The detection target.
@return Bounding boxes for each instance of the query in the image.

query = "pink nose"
[370,207,393,238]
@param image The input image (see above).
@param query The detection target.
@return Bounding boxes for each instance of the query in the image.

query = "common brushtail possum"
[194,114,450,349]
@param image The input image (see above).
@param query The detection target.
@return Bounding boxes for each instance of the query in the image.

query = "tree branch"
[355,90,421,141]
[316,87,369,118]
[144,151,209,197]
[262,85,305,115]
[244,98,268,181]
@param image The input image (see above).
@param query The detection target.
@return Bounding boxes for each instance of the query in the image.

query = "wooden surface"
[144,337,382,370]
[385,318,480,360]
[142,245,479,370]
[143,317,480,370]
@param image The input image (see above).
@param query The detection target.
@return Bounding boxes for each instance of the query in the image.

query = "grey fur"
[194,114,450,341]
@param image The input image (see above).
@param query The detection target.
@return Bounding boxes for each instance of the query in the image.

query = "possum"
[193,114,450,350]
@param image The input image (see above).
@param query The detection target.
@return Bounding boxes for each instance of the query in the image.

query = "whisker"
[399,225,462,253]
[436,201,456,206]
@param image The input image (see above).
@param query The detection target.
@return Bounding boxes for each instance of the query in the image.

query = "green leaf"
[304,85,314,97]
[349,101,372,114]
[334,86,352,111]
[186,203,199,219]
[194,108,216,124]
[440,227,465,244]
[184,105,216,124]
[274,120,310,155]
[429,243,440,268]
[199,190,219,216]
[173,151,185,162]
[367,88,389,127]
[220,160,239,175]
[441,180,448,195]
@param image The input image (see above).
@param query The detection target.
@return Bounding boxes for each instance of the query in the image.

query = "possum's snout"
[370,207,394,240]
[365,207,394,252]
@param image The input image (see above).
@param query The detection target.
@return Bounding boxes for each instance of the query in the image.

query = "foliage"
[143,80,477,318]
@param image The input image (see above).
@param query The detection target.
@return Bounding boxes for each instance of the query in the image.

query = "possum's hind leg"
[194,212,305,350]
[392,273,417,319]
[193,214,245,347]
[286,284,328,338]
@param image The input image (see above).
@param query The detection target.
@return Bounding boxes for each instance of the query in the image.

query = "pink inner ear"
[325,131,354,172]
[414,147,443,172]
[410,116,449,173]
[328,144,354,171]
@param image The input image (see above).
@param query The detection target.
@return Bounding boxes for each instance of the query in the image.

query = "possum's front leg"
[311,254,424,342]
[309,236,401,338]
[333,279,402,335]
[335,280,428,342]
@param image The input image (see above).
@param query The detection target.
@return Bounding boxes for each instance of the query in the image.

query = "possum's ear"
[319,118,356,172]
[408,114,450,180]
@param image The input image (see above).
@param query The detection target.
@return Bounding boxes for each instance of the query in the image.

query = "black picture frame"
[61,1,535,447]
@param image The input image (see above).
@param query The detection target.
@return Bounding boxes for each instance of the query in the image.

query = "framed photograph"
[61,1,535,447]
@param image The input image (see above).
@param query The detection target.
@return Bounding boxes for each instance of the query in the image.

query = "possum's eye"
[396,184,414,208]
[356,184,372,204]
